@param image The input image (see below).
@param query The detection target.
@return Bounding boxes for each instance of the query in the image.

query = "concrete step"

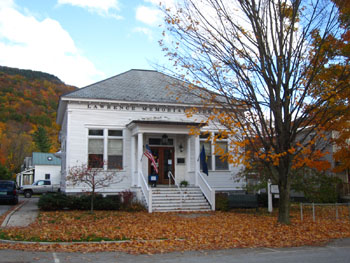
[152,191,202,195]
[153,207,211,212]
[150,186,211,212]
[153,203,210,208]
[152,198,207,203]
[152,193,203,198]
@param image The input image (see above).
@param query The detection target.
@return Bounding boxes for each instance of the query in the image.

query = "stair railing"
[197,171,215,211]
[139,171,152,213]
[168,171,184,207]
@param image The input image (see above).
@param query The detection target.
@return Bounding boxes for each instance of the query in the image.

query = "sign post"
[268,179,273,213]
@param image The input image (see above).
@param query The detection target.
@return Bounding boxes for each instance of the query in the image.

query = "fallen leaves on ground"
[0,206,350,254]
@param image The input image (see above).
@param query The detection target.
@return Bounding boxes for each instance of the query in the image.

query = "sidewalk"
[1,197,39,227]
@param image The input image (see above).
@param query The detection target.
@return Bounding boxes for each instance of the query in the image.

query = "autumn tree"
[0,163,12,180]
[4,122,33,173]
[160,0,349,223]
[32,126,52,152]
[67,161,124,213]
[314,0,350,177]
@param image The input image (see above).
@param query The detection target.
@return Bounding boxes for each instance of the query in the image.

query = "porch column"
[194,134,200,185]
[186,136,191,173]
[131,135,136,186]
[137,132,143,186]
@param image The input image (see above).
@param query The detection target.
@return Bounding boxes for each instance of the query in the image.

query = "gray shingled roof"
[63,69,203,104]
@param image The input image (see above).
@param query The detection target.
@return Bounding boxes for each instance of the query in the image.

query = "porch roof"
[127,120,206,136]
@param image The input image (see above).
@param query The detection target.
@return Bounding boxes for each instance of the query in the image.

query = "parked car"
[21,180,60,198]
[0,180,19,205]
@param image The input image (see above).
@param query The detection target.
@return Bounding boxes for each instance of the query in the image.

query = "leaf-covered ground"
[0,207,350,254]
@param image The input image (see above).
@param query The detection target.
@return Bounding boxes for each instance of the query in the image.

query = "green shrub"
[38,192,69,211]
[180,180,189,187]
[94,195,121,210]
[215,193,229,211]
[38,193,121,211]
[68,195,90,210]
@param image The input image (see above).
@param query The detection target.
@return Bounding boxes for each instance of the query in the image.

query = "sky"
[0,0,173,87]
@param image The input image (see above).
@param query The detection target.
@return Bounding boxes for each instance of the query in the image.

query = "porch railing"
[168,171,184,207]
[139,171,152,213]
[197,171,215,211]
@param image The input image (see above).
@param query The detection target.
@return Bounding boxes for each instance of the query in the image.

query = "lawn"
[0,207,350,254]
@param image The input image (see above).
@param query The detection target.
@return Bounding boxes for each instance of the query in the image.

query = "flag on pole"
[144,144,158,174]
[200,145,209,176]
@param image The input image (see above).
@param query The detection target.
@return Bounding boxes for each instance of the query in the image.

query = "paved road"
[5,197,38,227]
[0,239,349,263]
[0,203,12,217]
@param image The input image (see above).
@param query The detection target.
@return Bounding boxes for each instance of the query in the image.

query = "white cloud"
[133,27,154,41]
[0,0,14,9]
[57,0,122,19]
[136,5,161,26]
[0,5,104,87]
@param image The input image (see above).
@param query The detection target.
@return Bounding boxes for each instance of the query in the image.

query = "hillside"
[0,66,76,175]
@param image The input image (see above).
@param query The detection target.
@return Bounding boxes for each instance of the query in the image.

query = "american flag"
[144,144,158,174]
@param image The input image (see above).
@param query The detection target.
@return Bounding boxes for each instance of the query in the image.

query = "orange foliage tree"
[0,67,76,174]
[317,0,350,176]
[159,0,349,224]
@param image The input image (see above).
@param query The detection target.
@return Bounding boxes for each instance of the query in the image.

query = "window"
[45,174,50,180]
[37,180,44,186]
[108,139,123,169]
[149,138,174,146]
[88,138,104,168]
[88,128,123,169]
[108,130,123,136]
[215,141,229,170]
[200,131,229,171]
[89,129,103,136]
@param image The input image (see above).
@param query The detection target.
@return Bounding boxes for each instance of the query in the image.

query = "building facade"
[16,152,61,187]
[56,69,245,211]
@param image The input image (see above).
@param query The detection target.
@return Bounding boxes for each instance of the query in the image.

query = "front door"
[149,147,175,184]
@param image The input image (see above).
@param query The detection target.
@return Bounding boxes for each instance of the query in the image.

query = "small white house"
[56,69,245,212]
[16,152,61,187]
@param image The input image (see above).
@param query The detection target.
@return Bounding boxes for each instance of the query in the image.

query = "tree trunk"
[90,194,94,213]
[278,175,291,224]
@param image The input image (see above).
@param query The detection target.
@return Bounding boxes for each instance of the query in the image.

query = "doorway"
[148,147,175,184]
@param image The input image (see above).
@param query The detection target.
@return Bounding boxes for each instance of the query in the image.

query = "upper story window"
[89,129,104,136]
[88,129,123,169]
[200,131,229,171]
[149,138,174,146]
[214,141,229,170]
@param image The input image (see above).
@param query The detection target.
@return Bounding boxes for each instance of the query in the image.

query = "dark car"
[0,180,19,205]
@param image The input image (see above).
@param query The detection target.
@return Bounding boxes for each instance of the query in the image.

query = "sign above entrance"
[86,102,212,114]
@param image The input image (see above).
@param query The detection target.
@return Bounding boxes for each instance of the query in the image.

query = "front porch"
[127,120,216,212]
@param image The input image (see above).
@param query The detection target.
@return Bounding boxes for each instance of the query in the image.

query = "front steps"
[151,187,211,212]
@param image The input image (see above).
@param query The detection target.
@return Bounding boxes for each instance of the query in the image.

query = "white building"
[16,152,61,187]
[56,69,245,212]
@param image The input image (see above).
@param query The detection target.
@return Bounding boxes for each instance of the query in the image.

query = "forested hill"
[0,66,76,176]
[0,66,62,84]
